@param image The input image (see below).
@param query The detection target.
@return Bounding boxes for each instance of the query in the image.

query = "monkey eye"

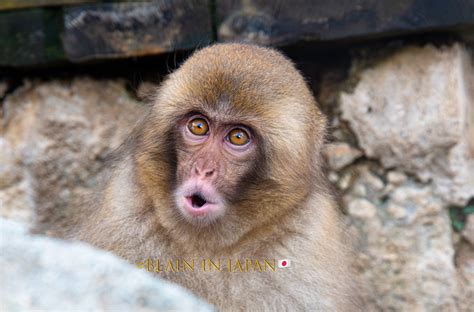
[187,118,209,136]
[227,128,250,146]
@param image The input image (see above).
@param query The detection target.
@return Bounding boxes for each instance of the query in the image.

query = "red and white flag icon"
[278,259,291,268]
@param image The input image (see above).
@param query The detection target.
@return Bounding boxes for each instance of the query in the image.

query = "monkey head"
[134,44,327,249]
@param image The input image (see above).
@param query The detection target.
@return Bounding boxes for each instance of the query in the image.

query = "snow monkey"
[68,43,363,310]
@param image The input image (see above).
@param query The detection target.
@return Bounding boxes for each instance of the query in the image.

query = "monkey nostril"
[205,170,214,177]
[193,166,215,178]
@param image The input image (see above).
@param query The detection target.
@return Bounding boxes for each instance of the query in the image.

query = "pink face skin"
[174,114,256,225]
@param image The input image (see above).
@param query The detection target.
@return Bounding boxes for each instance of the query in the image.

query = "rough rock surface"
[322,142,362,170]
[0,139,34,222]
[340,43,474,206]
[0,219,214,311]
[0,79,146,233]
[336,43,474,310]
[455,241,474,312]
[345,164,459,311]
[462,214,474,246]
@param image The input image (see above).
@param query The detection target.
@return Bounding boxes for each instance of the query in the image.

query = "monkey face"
[173,113,259,225]
[136,44,327,245]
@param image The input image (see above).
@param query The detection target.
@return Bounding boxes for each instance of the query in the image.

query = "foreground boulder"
[0,219,214,311]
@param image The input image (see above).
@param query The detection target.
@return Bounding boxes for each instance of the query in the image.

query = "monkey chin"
[174,181,227,226]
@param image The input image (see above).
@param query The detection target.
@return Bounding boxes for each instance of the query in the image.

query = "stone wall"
[1,42,473,310]
[324,43,474,311]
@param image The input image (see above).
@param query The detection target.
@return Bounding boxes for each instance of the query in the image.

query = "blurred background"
[1,1,473,311]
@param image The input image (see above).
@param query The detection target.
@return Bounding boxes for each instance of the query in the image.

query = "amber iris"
[228,128,250,146]
[188,118,209,136]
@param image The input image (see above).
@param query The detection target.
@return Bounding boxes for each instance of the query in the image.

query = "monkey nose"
[194,166,215,178]
[193,162,216,179]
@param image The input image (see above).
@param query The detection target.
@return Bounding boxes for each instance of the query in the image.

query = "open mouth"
[180,189,221,219]
[187,193,208,209]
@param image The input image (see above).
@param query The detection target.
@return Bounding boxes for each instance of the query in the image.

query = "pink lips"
[183,193,215,217]
[177,180,223,219]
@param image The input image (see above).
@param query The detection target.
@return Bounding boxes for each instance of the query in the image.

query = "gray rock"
[0,219,214,311]
[386,171,407,186]
[347,198,376,219]
[336,171,353,190]
[322,142,362,170]
[455,241,474,311]
[340,43,474,206]
[0,79,146,233]
[0,139,35,223]
[462,214,474,246]
[346,164,459,310]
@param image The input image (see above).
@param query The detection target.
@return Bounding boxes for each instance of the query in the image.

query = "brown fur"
[66,43,362,310]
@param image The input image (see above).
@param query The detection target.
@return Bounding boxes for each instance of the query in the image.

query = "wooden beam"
[0,0,99,11]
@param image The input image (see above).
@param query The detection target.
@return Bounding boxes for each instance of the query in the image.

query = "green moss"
[449,199,474,232]
[463,204,474,215]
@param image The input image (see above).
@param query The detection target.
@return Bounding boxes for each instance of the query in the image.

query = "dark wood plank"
[0,8,65,66]
[0,0,98,11]
[62,1,213,62]
[217,0,474,45]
